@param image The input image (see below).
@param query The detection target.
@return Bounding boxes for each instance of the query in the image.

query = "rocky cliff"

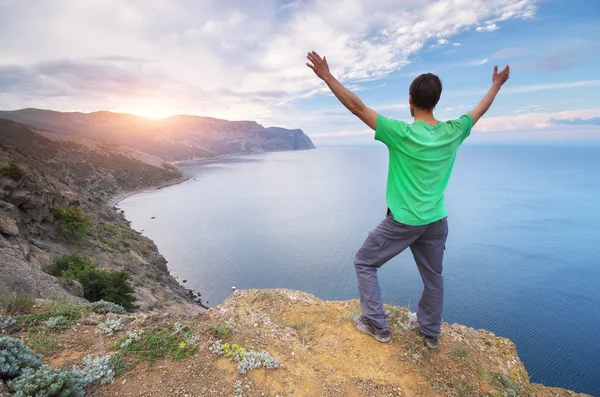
[1,289,590,396]
[0,118,199,311]
[0,108,315,161]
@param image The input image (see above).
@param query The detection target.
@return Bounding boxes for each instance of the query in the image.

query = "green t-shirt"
[375,114,473,226]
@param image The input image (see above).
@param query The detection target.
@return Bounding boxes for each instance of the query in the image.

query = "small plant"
[70,355,115,389]
[237,351,280,374]
[0,161,26,181]
[172,322,186,335]
[209,340,279,375]
[25,331,59,356]
[8,366,83,397]
[454,381,470,397]
[96,318,124,336]
[49,299,90,321]
[43,316,69,331]
[108,353,128,376]
[208,321,231,339]
[477,363,489,381]
[222,343,246,361]
[385,306,416,333]
[450,345,470,360]
[0,315,17,334]
[1,290,35,315]
[117,330,143,349]
[233,380,243,397]
[0,336,43,381]
[183,332,200,346]
[491,371,520,396]
[89,300,129,315]
[53,206,93,237]
[285,322,306,331]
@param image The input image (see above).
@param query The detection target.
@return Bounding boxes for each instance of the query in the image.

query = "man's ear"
[409,94,413,105]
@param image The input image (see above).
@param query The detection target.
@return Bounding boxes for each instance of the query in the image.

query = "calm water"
[118,145,600,395]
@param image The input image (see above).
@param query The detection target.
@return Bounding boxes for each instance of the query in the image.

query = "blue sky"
[0,0,599,144]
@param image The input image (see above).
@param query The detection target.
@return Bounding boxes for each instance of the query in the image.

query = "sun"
[132,108,175,120]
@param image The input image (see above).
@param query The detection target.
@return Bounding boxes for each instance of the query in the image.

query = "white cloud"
[465,58,489,66]
[502,80,600,94]
[492,47,524,58]
[452,42,462,47]
[476,23,499,32]
[0,0,539,124]
[475,108,600,132]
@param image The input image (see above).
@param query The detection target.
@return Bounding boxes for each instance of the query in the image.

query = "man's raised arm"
[468,65,510,126]
[306,51,378,131]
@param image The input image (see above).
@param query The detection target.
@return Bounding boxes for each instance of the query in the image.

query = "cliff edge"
[2,289,588,396]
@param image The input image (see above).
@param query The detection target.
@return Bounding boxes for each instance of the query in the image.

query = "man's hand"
[306,51,378,130]
[306,51,333,81]
[492,65,510,87]
[468,64,510,126]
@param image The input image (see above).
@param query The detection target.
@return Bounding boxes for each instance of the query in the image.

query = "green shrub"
[208,321,231,339]
[48,300,90,321]
[47,254,95,279]
[209,340,279,375]
[89,300,129,315]
[47,254,135,311]
[70,355,114,389]
[53,206,93,237]
[8,366,84,397]
[96,319,124,336]
[0,336,43,381]
[43,316,69,331]
[0,161,25,181]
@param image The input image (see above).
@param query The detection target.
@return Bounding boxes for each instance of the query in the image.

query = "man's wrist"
[491,82,503,91]
[322,74,335,84]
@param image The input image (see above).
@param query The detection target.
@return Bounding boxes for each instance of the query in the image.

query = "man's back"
[375,114,474,226]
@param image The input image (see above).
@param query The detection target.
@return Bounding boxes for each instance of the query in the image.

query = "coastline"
[107,174,189,207]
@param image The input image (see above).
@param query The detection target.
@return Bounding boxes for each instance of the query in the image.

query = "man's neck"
[413,108,439,126]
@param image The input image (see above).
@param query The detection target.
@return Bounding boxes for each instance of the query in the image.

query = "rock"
[0,247,86,303]
[29,250,54,271]
[59,278,85,298]
[468,328,481,339]
[0,213,19,236]
[134,286,160,310]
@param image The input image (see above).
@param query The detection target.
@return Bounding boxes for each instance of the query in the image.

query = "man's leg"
[354,212,424,330]
[409,217,448,340]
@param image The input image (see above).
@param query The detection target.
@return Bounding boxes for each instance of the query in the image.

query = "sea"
[117,145,600,396]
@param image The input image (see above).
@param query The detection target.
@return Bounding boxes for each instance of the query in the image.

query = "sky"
[0,0,599,145]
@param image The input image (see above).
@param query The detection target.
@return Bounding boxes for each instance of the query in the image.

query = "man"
[306,51,509,349]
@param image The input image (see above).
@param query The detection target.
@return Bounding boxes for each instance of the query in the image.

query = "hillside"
[1,290,590,396]
[0,118,200,311]
[0,108,315,161]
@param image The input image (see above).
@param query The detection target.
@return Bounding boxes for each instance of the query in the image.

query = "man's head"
[409,73,442,116]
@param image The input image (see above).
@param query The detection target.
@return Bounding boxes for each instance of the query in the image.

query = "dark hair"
[409,73,442,110]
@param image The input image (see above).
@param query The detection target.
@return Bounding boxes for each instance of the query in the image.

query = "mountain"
[0,118,198,310]
[0,108,315,161]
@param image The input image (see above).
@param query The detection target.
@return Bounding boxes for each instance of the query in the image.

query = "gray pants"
[354,210,448,338]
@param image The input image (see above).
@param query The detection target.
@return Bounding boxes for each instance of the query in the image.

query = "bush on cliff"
[48,254,135,311]
[0,161,26,181]
[53,206,93,237]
